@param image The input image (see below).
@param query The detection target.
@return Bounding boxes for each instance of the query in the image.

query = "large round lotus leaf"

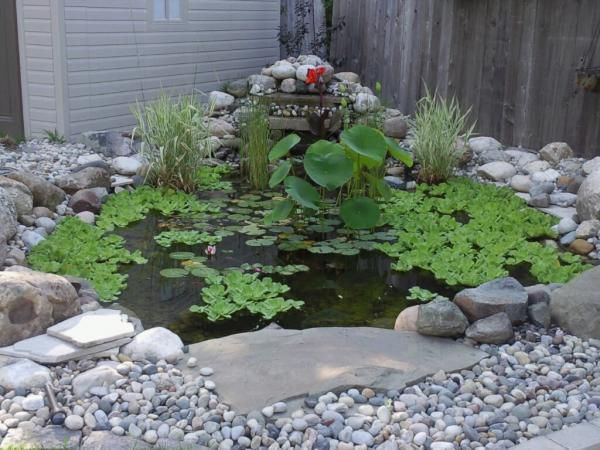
[269,133,301,161]
[284,176,320,210]
[340,197,381,229]
[340,125,387,167]
[304,140,353,191]
[269,160,292,188]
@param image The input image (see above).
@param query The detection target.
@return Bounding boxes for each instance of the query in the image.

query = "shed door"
[0,0,24,138]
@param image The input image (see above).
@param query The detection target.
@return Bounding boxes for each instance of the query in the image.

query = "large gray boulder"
[416,298,469,337]
[72,365,122,397]
[6,171,66,210]
[120,327,184,363]
[55,167,111,195]
[0,187,17,241]
[576,171,600,221]
[550,266,600,339]
[0,358,51,390]
[539,142,574,167]
[454,277,528,324]
[0,270,80,346]
[465,312,513,344]
[0,176,33,218]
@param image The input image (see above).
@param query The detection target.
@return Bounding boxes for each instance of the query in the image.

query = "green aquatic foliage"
[190,272,303,321]
[154,230,222,248]
[377,178,590,286]
[195,165,233,191]
[239,263,310,275]
[407,287,438,302]
[28,217,147,302]
[240,100,271,190]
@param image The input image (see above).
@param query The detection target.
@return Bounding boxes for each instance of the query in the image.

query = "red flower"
[305,66,327,85]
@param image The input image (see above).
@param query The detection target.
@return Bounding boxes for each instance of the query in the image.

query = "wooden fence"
[280,0,326,59]
[331,0,600,158]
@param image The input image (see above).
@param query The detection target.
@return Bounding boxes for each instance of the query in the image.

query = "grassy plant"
[239,99,271,190]
[409,89,475,184]
[132,92,213,192]
[43,128,66,144]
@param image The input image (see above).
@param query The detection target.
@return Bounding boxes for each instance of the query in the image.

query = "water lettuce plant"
[190,271,303,321]
[154,230,222,248]
[377,178,589,286]
[195,165,233,191]
[407,287,438,302]
[266,125,413,229]
[28,217,147,301]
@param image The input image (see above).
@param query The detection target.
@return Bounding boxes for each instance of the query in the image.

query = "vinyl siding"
[63,0,280,137]
[19,0,59,136]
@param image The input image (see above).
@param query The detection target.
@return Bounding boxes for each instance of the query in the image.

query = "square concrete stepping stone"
[0,334,131,363]
[47,309,135,348]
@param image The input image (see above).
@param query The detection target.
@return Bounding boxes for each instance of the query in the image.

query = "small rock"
[465,312,514,344]
[477,161,516,181]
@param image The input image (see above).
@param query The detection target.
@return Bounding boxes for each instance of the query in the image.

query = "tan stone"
[394,306,419,332]
[569,239,594,255]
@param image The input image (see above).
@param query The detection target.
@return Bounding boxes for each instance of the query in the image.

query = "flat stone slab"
[184,327,486,412]
[0,334,131,363]
[0,425,81,449]
[47,309,135,348]
[513,419,600,449]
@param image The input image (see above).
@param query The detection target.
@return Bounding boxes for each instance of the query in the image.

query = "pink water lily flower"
[205,245,217,256]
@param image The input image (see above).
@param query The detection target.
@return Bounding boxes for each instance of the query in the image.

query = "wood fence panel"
[331,0,600,157]
[280,0,327,58]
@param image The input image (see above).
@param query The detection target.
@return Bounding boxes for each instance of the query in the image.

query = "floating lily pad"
[307,224,334,233]
[308,245,335,254]
[246,238,276,247]
[338,248,360,256]
[190,266,220,278]
[160,268,189,278]
[169,252,196,260]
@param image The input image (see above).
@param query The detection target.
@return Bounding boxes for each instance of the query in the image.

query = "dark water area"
[116,213,456,344]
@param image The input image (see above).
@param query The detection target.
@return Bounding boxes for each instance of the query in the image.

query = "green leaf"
[340,125,387,167]
[266,198,294,224]
[303,140,353,190]
[385,136,414,168]
[365,172,392,201]
[160,268,189,278]
[169,252,196,260]
[268,134,301,161]
[284,176,320,210]
[340,197,381,229]
[269,160,292,188]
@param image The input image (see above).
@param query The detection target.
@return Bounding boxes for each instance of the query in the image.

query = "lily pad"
[169,252,196,260]
[160,268,189,278]
[340,197,381,229]
[308,245,335,254]
[304,140,353,190]
[284,176,320,210]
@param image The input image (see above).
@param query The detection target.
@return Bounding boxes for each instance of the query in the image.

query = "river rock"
[354,93,381,113]
[468,137,502,154]
[510,175,533,193]
[539,142,574,166]
[454,277,528,323]
[383,116,408,139]
[248,75,276,91]
[582,156,600,175]
[6,171,66,210]
[226,79,249,98]
[477,162,516,181]
[112,157,142,176]
[295,65,315,82]
[416,298,469,337]
[272,62,297,80]
[208,91,235,110]
[569,239,594,255]
[557,217,578,234]
[0,270,80,346]
[394,306,419,332]
[0,358,51,390]
[0,176,33,218]
[120,327,184,363]
[465,312,514,344]
[550,266,600,339]
[22,230,45,248]
[0,188,17,242]
[55,167,111,194]
[334,72,361,83]
[576,219,600,239]
[528,303,551,328]
[72,365,122,397]
[209,119,235,138]
[68,189,102,214]
[280,78,296,93]
[576,170,600,220]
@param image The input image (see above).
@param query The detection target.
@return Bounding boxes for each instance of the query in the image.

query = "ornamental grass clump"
[132,92,213,192]
[409,90,475,184]
[239,99,271,190]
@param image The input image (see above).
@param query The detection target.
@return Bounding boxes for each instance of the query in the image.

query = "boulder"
[295,65,315,82]
[22,230,45,249]
[0,176,33,218]
[226,79,249,98]
[280,78,297,93]
[334,72,361,83]
[465,312,514,344]
[248,75,277,91]
[72,365,122,397]
[549,192,577,207]
[354,93,381,113]
[531,169,560,183]
[0,188,17,241]
[383,116,408,139]
[76,211,96,225]
[556,217,578,234]
[510,175,533,193]
[55,167,111,195]
[569,239,594,255]
[6,171,67,210]
[0,426,81,450]
[582,156,600,176]
[208,91,235,110]
[271,62,297,80]
[525,285,551,305]
[0,358,51,390]
[539,142,574,166]
[68,189,102,214]
[393,305,419,332]
[112,156,142,176]
[576,170,600,220]
[523,160,551,174]
[80,131,135,157]
[297,55,322,66]
[529,182,555,196]
[208,118,235,138]
[576,219,600,239]
[550,266,600,339]
[0,270,80,346]
[468,137,502,154]
[454,277,528,323]
[479,149,510,164]
[416,298,469,337]
[528,303,551,328]
[120,327,184,363]
[477,162,516,181]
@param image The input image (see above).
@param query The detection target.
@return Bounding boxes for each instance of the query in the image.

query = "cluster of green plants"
[132,92,213,192]
[195,165,233,191]
[407,286,439,302]
[154,230,222,248]
[409,89,475,184]
[28,217,146,301]
[190,271,303,321]
[43,128,66,144]
[238,263,309,275]
[96,187,219,231]
[239,99,271,190]
[377,178,590,286]
[266,125,413,229]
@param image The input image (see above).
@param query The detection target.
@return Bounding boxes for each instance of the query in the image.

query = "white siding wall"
[17,0,60,137]
[63,0,281,137]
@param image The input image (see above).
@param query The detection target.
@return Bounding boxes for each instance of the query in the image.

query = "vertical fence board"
[331,0,600,157]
